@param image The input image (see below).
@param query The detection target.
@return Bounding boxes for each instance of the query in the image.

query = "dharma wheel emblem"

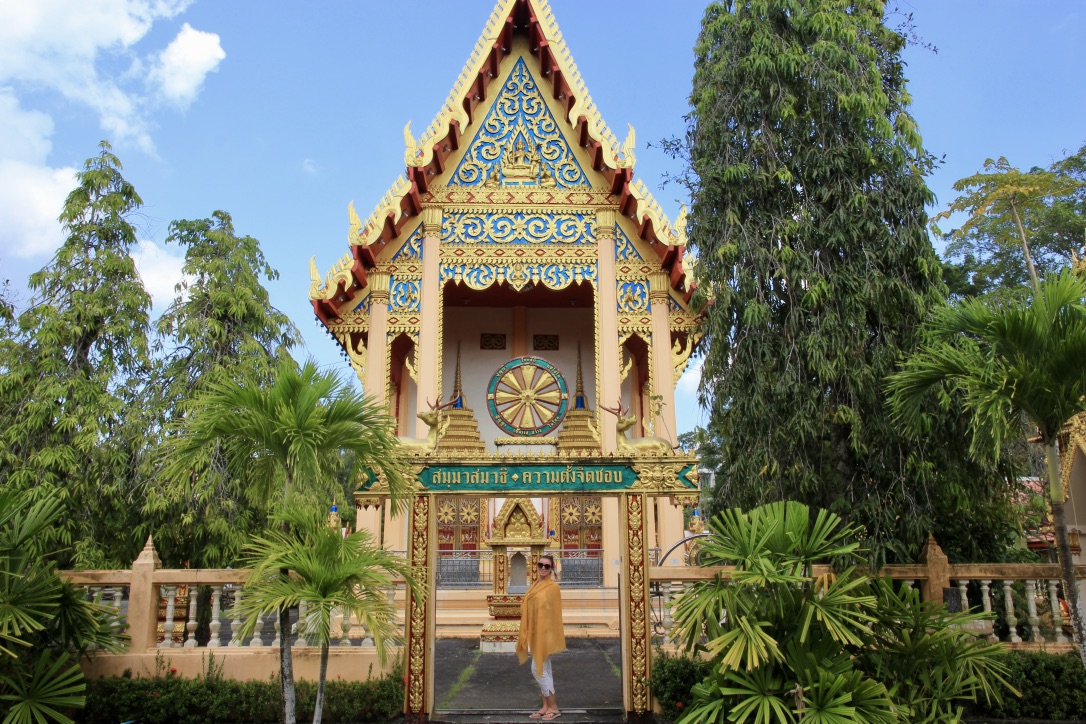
[486,356,569,436]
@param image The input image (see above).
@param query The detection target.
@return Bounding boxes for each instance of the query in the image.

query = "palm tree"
[0,489,125,724]
[235,507,421,724]
[888,270,1086,668]
[164,359,411,724]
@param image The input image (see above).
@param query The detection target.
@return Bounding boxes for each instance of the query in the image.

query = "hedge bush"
[649,648,712,723]
[968,651,1086,721]
[78,658,404,724]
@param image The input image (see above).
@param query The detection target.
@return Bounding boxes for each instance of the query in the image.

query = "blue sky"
[1,0,1083,436]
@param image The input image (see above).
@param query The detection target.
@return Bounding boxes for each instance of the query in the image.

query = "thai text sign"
[419,463,638,492]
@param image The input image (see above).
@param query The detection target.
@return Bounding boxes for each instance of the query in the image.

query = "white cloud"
[0,0,210,151]
[676,356,703,397]
[149,23,225,108]
[0,89,54,164]
[0,159,76,258]
[0,1,221,260]
[131,239,186,310]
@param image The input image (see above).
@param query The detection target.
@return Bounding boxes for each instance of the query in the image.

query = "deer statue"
[599,400,675,456]
[396,396,458,455]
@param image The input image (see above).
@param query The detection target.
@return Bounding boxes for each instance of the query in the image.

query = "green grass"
[439,648,483,708]
[597,643,622,678]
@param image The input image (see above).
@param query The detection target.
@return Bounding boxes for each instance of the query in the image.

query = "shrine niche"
[480,497,553,651]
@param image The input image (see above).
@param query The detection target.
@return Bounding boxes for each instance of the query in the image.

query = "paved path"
[432,637,624,722]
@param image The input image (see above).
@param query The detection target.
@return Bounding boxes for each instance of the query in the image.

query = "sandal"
[542,713,562,720]
[530,713,545,719]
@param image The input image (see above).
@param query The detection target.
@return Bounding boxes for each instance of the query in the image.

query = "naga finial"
[309,256,323,298]
[618,124,636,168]
[348,201,362,244]
[674,204,688,246]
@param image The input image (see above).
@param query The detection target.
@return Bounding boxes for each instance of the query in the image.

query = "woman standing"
[517,553,566,720]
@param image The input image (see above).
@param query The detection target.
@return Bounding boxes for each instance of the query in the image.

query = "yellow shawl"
[516,576,566,676]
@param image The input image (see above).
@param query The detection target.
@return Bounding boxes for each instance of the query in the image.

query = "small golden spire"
[453,341,465,407]
[574,342,586,409]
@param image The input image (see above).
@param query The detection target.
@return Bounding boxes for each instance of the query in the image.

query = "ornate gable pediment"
[450,58,589,190]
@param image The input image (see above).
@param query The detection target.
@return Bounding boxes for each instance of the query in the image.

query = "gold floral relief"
[405,495,430,714]
[625,493,650,714]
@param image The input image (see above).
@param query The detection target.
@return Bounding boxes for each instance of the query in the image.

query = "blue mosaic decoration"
[442,211,594,245]
[450,58,589,188]
[389,277,420,312]
[441,260,597,292]
[392,225,424,261]
[618,280,649,313]
[614,225,644,261]
[486,356,569,436]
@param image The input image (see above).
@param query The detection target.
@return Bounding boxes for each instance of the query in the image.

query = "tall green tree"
[141,210,301,568]
[888,270,1086,669]
[236,507,420,724]
[0,141,151,567]
[675,0,1020,563]
[163,360,412,724]
[936,147,1086,300]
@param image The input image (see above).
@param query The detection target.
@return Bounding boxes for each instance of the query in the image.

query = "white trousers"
[531,655,555,697]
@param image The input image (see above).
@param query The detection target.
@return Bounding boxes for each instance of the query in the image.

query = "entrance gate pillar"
[404,493,436,723]
[621,492,652,717]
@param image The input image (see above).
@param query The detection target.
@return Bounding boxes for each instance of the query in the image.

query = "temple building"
[309,0,700,715]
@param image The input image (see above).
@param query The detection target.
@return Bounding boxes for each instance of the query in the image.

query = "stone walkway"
[431,637,625,723]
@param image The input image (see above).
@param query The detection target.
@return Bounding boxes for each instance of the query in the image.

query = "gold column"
[416,206,443,436]
[403,493,434,720]
[621,492,651,716]
[595,209,620,453]
[365,271,390,406]
[649,271,677,444]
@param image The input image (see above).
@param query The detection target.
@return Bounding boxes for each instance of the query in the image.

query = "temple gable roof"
[310,0,692,323]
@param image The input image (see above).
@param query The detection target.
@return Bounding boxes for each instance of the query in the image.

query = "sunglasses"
[537,563,553,570]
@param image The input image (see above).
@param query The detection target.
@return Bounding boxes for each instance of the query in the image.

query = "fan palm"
[235,507,420,724]
[888,270,1086,668]
[164,359,412,724]
[670,502,897,724]
[670,501,1011,723]
[0,489,125,724]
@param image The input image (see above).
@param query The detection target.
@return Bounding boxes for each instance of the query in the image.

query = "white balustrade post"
[295,601,308,647]
[957,580,970,613]
[86,587,100,652]
[159,585,178,648]
[979,580,997,643]
[1025,580,1041,642]
[248,606,264,648]
[229,588,245,647]
[111,587,124,639]
[272,611,282,648]
[902,579,915,592]
[1002,581,1021,643]
[339,608,353,646]
[208,586,223,648]
[183,588,199,648]
[1049,580,1069,644]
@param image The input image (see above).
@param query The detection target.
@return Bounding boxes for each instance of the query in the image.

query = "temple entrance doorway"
[430,494,624,718]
